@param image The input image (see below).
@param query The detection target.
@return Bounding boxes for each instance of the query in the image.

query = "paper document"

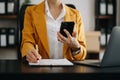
[29,59,74,66]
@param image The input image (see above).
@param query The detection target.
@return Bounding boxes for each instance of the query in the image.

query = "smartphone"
[60,21,75,37]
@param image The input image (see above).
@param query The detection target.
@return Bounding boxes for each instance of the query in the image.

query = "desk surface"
[0,60,120,79]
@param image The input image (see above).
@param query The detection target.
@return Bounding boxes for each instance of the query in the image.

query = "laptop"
[74,27,120,67]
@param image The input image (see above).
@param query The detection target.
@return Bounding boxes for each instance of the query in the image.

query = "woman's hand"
[57,29,80,49]
[26,49,42,63]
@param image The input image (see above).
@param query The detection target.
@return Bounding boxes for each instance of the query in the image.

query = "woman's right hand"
[26,49,42,63]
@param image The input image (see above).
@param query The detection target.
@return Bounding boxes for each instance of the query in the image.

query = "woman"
[21,0,86,63]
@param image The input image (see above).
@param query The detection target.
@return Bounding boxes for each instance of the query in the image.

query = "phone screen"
[60,21,75,37]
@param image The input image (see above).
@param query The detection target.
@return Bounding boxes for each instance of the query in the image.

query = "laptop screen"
[100,27,120,67]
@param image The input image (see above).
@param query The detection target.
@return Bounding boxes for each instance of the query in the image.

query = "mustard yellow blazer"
[21,1,86,61]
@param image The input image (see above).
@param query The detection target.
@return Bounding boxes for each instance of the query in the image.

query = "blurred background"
[0,0,120,60]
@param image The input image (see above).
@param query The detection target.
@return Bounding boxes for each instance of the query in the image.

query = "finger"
[36,53,42,60]
[58,36,65,43]
[64,29,72,39]
[27,51,36,60]
[57,32,67,42]
[31,49,42,60]
[28,51,38,62]
[26,54,36,63]
[57,32,65,38]
[35,45,42,60]
[57,35,61,41]
[57,33,64,42]
[57,32,60,41]
[26,57,33,63]
[72,31,77,38]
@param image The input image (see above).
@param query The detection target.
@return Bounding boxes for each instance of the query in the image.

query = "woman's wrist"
[71,47,81,55]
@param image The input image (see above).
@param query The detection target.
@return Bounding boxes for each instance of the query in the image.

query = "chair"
[66,4,76,9]
[17,4,33,60]
[18,3,76,60]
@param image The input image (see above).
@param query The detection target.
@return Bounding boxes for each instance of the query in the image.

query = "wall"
[20,0,95,31]
[4,0,118,59]
[62,0,95,31]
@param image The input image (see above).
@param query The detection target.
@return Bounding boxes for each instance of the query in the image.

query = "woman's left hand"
[57,29,80,49]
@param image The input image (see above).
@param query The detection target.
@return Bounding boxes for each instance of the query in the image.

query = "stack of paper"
[29,59,74,66]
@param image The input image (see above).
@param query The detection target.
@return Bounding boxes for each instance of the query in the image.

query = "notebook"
[74,27,120,67]
[29,59,74,67]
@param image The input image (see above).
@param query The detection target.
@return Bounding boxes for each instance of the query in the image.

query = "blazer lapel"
[32,2,50,58]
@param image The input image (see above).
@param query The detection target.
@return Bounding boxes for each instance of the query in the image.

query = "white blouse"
[45,0,66,59]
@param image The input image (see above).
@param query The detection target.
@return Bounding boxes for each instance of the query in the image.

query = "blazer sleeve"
[73,11,87,61]
[20,7,36,57]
